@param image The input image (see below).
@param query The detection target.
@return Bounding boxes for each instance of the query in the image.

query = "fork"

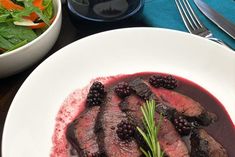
[175,0,228,47]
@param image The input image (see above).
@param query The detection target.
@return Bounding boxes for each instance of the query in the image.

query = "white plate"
[2,28,235,157]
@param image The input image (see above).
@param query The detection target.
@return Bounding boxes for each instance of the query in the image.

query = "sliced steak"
[66,106,103,157]
[155,114,189,157]
[152,88,204,117]
[129,78,175,120]
[122,95,190,157]
[97,90,141,157]
[190,129,228,157]
[119,95,144,125]
[129,78,217,126]
[149,87,217,125]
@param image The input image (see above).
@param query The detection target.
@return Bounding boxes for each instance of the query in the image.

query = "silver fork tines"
[175,0,231,48]
[175,0,212,37]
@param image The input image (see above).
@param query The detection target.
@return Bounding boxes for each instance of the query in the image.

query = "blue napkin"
[141,0,235,49]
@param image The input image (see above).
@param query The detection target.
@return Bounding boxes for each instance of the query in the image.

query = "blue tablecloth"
[141,0,235,49]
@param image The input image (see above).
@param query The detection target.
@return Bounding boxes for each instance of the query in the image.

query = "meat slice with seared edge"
[97,90,142,157]
[129,78,217,126]
[149,87,217,126]
[155,114,189,157]
[190,129,228,157]
[66,106,103,157]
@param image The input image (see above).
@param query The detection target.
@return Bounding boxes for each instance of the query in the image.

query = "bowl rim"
[67,0,144,22]
[0,0,62,58]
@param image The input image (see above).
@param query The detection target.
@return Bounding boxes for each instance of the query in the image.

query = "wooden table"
[0,4,145,156]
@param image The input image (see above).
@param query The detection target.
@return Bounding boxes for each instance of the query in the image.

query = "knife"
[193,0,235,39]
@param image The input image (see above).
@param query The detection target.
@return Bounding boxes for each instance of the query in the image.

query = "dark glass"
[67,0,144,22]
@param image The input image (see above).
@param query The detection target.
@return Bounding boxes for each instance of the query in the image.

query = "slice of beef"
[190,129,228,157]
[149,87,217,125]
[129,78,175,120]
[97,90,141,157]
[66,106,103,157]
[155,114,190,157]
[129,78,217,126]
[121,95,190,157]
[119,95,144,126]
[153,87,204,117]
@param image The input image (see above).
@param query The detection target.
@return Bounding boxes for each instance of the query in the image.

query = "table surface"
[0,4,146,156]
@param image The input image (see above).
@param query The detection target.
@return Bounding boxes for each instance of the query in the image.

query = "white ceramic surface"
[2,28,235,157]
[0,0,62,78]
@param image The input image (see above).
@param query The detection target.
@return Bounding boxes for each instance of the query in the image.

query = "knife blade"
[193,0,235,39]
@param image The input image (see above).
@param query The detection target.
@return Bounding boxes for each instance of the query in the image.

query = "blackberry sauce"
[51,72,235,157]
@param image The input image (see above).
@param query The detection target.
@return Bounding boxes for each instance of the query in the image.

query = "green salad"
[0,0,54,54]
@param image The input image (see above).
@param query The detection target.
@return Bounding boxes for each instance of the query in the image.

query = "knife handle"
[208,37,233,50]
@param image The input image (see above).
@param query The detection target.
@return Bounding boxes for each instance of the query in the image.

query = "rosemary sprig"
[137,100,164,157]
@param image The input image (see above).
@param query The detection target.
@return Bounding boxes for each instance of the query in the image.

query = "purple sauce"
[51,72,235,157]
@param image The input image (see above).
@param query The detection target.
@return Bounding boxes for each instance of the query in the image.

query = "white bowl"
[0,0,62,78]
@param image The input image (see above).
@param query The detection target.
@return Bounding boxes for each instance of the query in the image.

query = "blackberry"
[90,81,105,94]
[86,82,106,106]
[163,75,178,89]
[114,82,132,98]
[149,75,165,88]
[173,115,195,136]
[116,120,136,141]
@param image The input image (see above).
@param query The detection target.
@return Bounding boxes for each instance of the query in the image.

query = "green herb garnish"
[137,100,164,157]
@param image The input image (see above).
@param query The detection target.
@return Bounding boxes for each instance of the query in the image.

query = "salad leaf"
[0,0,54,53]
[43,0,53,20]
[0,22,37,43]
[23,0,50,25]
[0,0,51,25]
[9,39,28,51]
[0,22,37,51]
[0,7,8,14]
[11,10,33,22]
[0,8,11,22]
[0,34,14,50]
[0,5,33,23]
[0,13,11,23]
